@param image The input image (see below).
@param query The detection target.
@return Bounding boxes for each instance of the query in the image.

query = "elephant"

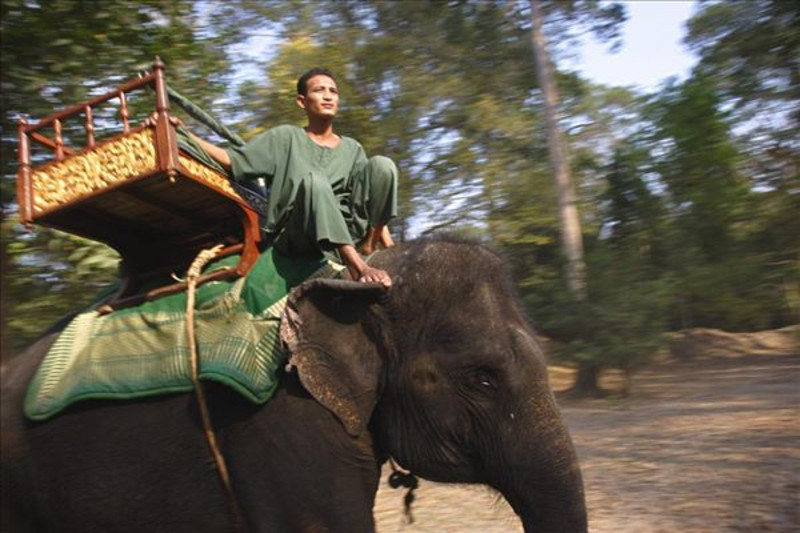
[1,238,587,533]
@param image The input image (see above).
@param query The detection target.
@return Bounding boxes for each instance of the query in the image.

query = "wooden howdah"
[17,59,262,309]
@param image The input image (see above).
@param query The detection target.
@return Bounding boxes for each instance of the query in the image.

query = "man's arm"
[183,129,231,170]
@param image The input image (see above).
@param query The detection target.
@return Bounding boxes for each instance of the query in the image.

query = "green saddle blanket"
[25,248,344,421]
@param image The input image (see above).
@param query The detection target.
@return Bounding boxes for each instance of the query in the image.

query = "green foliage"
[539,0,628,55]
[678,1,800,332]
[646,71,798,330]
[527,244,670,374]
[0,0,253,357]
[0,0,245,169]
[685,0,799,111]
[526,133,671,376]
[649,75,750,259]
[603,142,664,258]
[231,0,629,244]
[668,254,790,331]
[684,0,798,197]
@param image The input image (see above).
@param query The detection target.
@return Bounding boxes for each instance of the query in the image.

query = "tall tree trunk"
[530,0,596,394]
[529,0,586,298]
[572,362,603,398]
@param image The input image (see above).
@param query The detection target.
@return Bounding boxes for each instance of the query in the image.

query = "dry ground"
[373,327,800,532]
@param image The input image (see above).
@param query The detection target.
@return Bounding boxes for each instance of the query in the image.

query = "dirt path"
[374,350,800,532]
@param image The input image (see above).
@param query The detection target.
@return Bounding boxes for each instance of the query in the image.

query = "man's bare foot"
[361,227,379,256]
[361,225,394,255]
[339,244,392,288]
[380,226,395,248]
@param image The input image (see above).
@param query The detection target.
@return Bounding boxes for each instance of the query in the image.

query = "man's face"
[297,75,339,119]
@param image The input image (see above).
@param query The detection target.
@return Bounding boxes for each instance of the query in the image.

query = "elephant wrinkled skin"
[1,239,586,532]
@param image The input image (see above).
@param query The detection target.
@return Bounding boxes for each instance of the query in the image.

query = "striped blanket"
[25,248,344,420]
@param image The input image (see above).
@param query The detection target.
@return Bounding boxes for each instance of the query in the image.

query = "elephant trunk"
[515,458,587,533]
[496,392,587,533]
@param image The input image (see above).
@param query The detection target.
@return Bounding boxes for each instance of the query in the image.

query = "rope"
[185,245,247,532]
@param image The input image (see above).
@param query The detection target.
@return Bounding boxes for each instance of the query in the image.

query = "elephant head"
[281,239,587,532]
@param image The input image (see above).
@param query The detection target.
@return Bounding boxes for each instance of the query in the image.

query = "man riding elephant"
[180,67,397,288]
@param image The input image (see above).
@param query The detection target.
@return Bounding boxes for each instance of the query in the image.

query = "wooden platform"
[17,59,262,308]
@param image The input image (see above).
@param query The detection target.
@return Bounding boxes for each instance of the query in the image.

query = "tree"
[3,217,120,355]
[0,0,256,358]
[647,72,797,331]
[650,75,747,260]
[232,1,551,243]
[530,245,669,397]
[525,0,627,395]
[685,0,798,132]
[683,0,800,327]
[603,141,666,267]
[529,0,586,297]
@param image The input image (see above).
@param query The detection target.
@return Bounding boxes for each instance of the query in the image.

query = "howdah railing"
[16,58,263,310]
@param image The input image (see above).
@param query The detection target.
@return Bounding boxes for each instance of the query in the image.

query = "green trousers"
[271,156,398,257]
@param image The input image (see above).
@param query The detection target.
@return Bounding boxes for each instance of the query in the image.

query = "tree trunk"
[530,0,596,394]
[529,0,586,299]
[572,363,603,397]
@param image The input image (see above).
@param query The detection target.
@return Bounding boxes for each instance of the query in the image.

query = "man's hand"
[141,112,183,129]
[355,265,392,287]
[142,112,231,169]
[339,244,391,289]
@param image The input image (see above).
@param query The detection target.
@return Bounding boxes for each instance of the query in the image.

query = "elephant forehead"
[421,281,505,325]
[511,325,546,359]
[407,357,442,391]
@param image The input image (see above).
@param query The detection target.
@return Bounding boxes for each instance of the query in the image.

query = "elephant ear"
[280,279,387,437]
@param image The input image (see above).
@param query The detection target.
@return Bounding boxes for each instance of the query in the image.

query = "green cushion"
[24,248,343,420]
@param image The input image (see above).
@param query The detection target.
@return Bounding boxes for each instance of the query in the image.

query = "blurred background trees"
[2,0,797,395]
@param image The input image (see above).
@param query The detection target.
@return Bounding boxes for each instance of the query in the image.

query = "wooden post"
[153,57,170,115]
[85,105,95,148]
[119,91,130,133]
[17,118,32,227]
[236,209,262,276]
[151,57,179,181]
[54,118,64,161]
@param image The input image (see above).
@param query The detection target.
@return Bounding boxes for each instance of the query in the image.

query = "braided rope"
[185,245,246,531]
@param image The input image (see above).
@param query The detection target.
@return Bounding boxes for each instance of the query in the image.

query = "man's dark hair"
[297,67,336,96]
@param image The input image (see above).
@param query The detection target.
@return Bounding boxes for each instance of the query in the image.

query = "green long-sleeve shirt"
[226,125,367,241]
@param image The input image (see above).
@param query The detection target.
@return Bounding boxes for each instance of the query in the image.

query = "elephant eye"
[469,368,498,391]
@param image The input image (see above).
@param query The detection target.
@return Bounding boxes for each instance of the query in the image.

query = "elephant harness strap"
[185,245,248,532]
